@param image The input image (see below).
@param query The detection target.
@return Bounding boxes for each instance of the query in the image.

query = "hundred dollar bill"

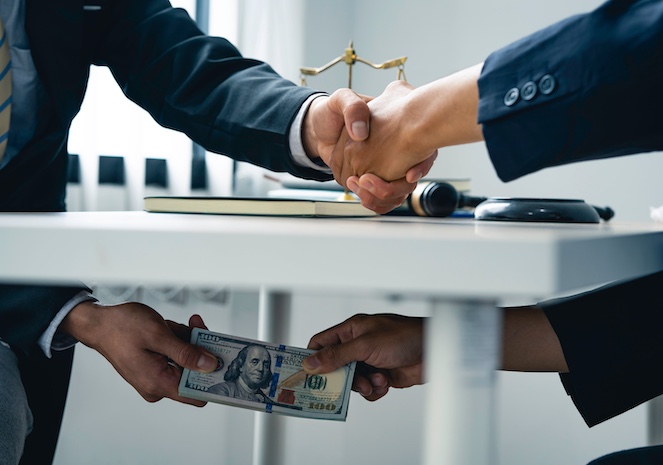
[178,328,356,421]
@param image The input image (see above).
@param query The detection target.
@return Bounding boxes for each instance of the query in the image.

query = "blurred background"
[55,1,658,464]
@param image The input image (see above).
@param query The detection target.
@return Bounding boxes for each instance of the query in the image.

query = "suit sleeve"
[0,283,90,356]
[85,0,331,181]
[540,270,663,427]
[477,0,663,182]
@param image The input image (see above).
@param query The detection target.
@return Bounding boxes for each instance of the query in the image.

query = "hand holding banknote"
[61,302,218,407]
[303,314,425,401]
[179,329,356,420]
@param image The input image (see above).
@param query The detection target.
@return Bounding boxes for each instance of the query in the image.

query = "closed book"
[144,196,376,217]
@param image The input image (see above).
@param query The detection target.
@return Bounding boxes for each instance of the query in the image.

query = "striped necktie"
[0,17,11,162]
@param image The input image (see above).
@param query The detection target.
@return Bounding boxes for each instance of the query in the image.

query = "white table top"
[1,211,662,300]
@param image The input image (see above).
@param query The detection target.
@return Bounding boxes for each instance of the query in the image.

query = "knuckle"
[322,343,343,364]
[352,313,370,322]
[386,79,412,93]
[176,344,199,368]
[347,99,368,114]
[386,80,403,91]
[394,195,409,207]
[140,383,162,402]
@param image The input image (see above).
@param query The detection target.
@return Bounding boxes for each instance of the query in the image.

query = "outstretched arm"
[501,306,568,372]
[304,307,567,401]
[351,0,663,194]
[329,64,484,193]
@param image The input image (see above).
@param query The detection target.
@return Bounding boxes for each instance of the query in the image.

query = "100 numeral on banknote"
[178,329,356,420]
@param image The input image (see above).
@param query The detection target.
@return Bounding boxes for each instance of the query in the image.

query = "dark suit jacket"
[0,0,332,355]
[477,0,663,183]
[542,271,663,427]
[477,0,663,427]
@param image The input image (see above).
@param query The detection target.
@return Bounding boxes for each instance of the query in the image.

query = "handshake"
[301,63,484,214]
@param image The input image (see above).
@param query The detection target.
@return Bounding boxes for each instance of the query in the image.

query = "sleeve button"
[521,81,537,101]
[539,74,556,95]
[503,87,519,106]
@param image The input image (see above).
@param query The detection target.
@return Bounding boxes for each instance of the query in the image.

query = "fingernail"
[411,171,423,183]
[360,178,375,193]
[369,373,383,387]
[303,355,320,371]
[197,354,217,372]
[347,179,360,193]
[360,385,373,397]
[351,121,369,140]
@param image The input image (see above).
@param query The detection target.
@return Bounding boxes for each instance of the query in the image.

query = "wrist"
[302,95,328,163]
[414,63,484,151]
[60,300,104,349]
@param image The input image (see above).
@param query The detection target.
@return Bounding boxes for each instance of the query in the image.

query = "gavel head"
[408,181,460,217]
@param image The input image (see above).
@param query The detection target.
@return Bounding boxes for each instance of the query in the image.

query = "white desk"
[2,211,663,465]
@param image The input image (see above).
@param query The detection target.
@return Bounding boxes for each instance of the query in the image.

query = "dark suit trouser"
[17,347,74,465]
[589,445,663,464]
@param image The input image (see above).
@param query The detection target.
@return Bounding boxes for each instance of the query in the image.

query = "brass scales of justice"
[299,41,407,200]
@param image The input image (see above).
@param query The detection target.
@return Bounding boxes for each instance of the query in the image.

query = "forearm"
[478,0,663,182]
[407,63,484,155]
[97,0,327,179]
[340,65,484,183]
[501,306,568,372]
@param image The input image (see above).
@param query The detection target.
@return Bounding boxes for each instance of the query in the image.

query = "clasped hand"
[328,80,439,187]
[304,84,437,214]
[305,65,485,213]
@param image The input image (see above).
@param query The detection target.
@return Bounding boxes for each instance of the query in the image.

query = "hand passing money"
[179,329,356,420]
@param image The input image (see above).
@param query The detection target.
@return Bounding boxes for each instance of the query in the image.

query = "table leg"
[423,299,501,465]
[252,288,291,465]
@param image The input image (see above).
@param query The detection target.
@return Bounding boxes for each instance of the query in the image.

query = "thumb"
[160,336,218,374]
[188,314,209,330]
[303,340,365,375]
[328,89,371,141]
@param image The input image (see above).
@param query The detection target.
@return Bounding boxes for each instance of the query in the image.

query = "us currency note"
[178,328,356,421]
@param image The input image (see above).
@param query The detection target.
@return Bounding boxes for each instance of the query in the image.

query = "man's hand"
[323,65,484,211]
[320,81,438,213]
[345,152,437,215]
[303,314,425,401]
[302,88,371,163]
[301,87,436,214]
[327,80,436,186]
[61,301,218,406]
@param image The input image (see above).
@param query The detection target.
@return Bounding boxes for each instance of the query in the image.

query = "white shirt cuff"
[38,291,98,358]
[289,93,333,174]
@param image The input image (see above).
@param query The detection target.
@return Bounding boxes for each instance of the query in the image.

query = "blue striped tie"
[0,17,11,162]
